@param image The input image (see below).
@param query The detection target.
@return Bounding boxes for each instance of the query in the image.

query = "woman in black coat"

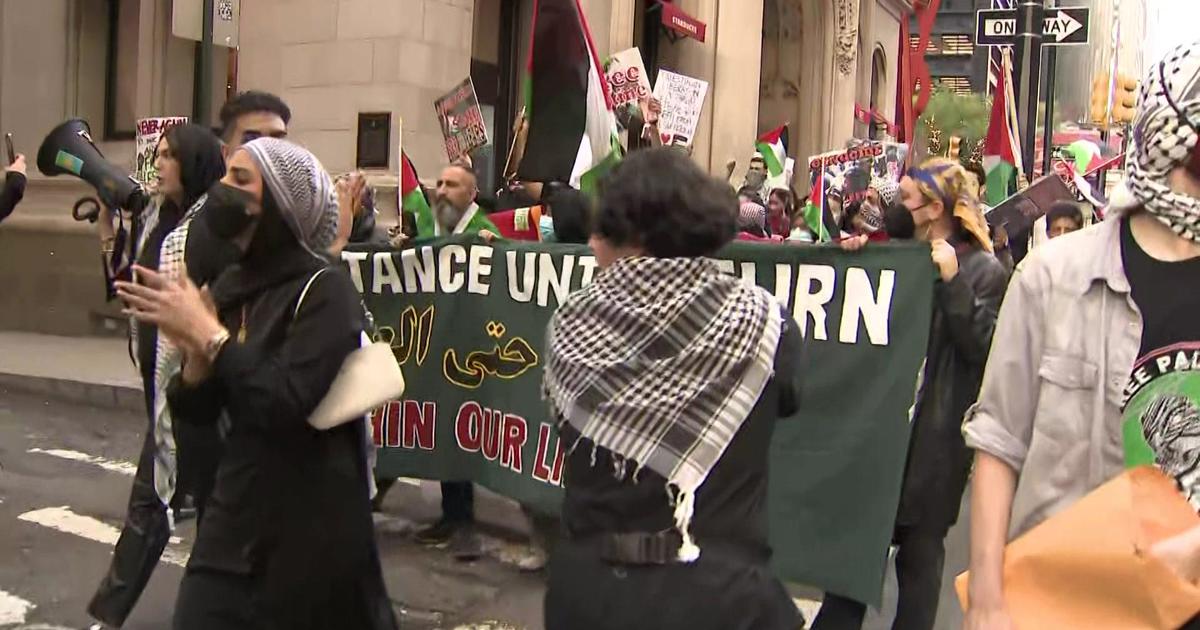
[88,123,226,628]
[117,138,397,630]
[542,149,803,630]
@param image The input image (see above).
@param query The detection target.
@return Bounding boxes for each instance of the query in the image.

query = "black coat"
[167,254,397,630]
[0,171,25,224]
[895,245,1008,532]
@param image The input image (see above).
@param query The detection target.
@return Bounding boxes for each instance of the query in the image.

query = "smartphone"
[4,134,14,165]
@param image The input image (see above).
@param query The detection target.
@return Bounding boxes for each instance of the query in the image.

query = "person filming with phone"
[1,140,26,224]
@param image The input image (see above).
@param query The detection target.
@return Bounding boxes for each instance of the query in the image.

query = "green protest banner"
[342,236,933,607]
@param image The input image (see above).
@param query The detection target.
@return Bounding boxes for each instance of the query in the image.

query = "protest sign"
[344,237,934,606]
[135,117,188,186]
[653,69,708,146]
[605,48,652,111]
[985,174,1074,262]
[808,142,909,225]
[434,77,489,164]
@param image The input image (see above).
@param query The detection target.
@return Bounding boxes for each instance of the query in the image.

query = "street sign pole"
[1012,0,1045,182]
[1041,45,1058,177]
[196,0,215,128]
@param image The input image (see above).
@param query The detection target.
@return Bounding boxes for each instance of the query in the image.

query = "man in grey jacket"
[963,40,1200,629]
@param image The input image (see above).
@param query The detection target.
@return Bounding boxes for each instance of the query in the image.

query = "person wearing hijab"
[543,148,804,630]
[816,157,1008,630]
[964,40,1200,629]
[117,138,397,630]
[736,200,770,240]
[87,123,226,629]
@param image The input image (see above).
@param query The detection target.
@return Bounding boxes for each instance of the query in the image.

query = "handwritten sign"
[134,117,188,186]
[653,70,708,147]
[605,48,652,110]
[434,77,490,164]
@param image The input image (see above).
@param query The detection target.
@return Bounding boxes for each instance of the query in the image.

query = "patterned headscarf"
[907,157,993,252]
[738,201,767,232]
[871,176,899,206]
[1110,40,1200,241]
[240,138,339,258]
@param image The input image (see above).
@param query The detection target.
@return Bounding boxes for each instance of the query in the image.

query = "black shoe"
[414,518,463,546]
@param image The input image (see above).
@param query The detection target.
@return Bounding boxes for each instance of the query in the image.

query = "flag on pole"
[986,0,1015,95]
[755,125,789,178]
[401,152,435,237]
[803,169,831,243]
[983,49,1023,207]
[516,0,622,194]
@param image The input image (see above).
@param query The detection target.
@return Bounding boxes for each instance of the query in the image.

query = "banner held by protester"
[344,237,934,606]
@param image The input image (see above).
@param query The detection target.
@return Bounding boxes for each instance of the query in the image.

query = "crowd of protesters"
[35,35,1200,630]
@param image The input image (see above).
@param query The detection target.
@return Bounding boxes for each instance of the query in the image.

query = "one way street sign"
[975,7,1091,47]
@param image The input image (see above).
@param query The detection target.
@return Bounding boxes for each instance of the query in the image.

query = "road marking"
[27,448,136,476]
[0,588,34,625]
[398,477,421,487]
[17,507,188,567]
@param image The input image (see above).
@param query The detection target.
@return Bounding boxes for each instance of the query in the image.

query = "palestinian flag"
[756,125,789,178]
[400,151,436,238]
[983,49,1023,207]
[516,0,621,194]
[803,169,832,243]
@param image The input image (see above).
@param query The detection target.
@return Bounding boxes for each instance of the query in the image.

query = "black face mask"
[204,182,257,240]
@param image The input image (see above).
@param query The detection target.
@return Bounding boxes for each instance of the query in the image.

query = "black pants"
[173,569,257,630]
[545,539,797,630]
[87,429,171,627]
[811,524,947,630]
[441,481,474,522]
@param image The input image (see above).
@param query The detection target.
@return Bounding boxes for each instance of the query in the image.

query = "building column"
[608,0,636,54]
[708,0,764,178]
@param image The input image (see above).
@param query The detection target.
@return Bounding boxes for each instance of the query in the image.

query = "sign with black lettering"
[975,7,1091,47]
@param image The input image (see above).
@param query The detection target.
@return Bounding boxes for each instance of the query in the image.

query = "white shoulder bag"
[295,268,406,430]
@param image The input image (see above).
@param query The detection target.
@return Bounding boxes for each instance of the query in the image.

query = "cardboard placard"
[135,117,188,186]
[605,48,653,111]
[653,69,708,147]
[434,77,490,164]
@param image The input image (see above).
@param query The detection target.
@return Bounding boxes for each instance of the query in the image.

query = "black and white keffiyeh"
[1111,40,1200,240]
[544,256,783,561]
[241,137,339,259]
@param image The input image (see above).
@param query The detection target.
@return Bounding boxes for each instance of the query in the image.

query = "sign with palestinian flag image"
[516,0,622,193]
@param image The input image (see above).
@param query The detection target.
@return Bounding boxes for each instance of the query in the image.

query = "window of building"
[909,34,973,57]
[941,35,973,56]
[104,0,141,139]
[938,76,973,94]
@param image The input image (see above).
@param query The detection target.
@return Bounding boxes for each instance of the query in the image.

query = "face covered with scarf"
[1111,40,1200,240]
[203,137,339,263]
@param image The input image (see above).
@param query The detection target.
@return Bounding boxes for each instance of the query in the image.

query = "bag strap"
[294,267,330,319]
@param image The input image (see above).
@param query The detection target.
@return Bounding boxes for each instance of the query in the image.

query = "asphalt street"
[0,388,972,630]
[0,390,544,630]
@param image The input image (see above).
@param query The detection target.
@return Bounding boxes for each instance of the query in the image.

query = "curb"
[0,372,143,414]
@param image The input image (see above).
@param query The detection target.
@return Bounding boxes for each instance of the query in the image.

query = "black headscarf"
[162,123,225,217]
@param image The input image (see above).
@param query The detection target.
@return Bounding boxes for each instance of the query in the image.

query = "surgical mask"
[204,182,256,240]
[539,215,555,241]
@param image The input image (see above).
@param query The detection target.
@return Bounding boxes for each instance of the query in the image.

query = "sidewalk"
[0,331,142,412]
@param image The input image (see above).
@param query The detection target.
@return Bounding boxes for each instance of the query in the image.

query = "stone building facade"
[0,0,911,336]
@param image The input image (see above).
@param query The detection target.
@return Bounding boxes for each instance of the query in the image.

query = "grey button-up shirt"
[963,217,1143,537]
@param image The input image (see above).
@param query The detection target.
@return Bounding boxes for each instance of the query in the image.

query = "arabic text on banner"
[343,237,934,607]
